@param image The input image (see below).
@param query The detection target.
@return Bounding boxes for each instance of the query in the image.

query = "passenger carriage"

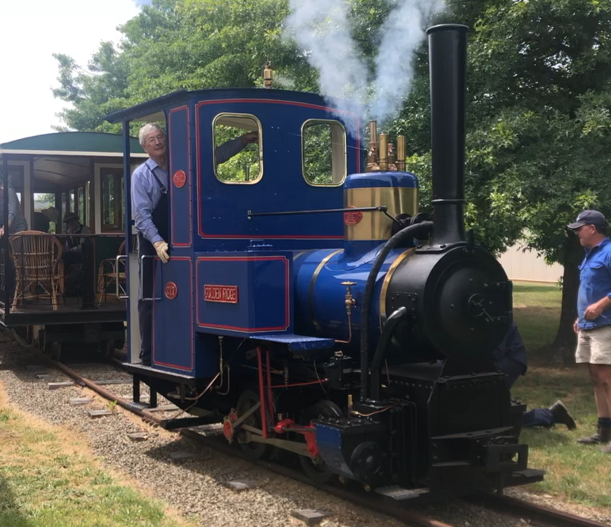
[0,132,146,356]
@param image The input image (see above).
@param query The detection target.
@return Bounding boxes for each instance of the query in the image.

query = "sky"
[0,0,144,145]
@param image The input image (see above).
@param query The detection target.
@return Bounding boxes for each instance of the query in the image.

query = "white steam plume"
[285,0,369,134]
[371,0,445,127]
[285,0,446,137]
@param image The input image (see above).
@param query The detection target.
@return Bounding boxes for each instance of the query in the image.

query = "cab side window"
[302,120,347,186]
[213,114,262,184]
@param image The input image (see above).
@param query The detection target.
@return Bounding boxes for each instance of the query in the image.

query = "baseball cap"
[567,210,608,230]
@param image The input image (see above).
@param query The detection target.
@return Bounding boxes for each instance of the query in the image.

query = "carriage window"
[101,169,124,232]
[302,120,347,186]
[70,190,76,215]
[78,187,85,224]
[213,113,262,184]
[61,192,69,217]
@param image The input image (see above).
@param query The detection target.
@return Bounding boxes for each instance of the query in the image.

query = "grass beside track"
[0,387,195,527]
[511,281,611,511]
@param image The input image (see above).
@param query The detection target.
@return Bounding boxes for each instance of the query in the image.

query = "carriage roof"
[0,131,145,157]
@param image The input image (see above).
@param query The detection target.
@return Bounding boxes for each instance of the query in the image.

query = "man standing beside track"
[132,123,257,366]
[568,210,611,451]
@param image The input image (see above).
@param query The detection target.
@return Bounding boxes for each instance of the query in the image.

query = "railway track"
[30,353,611,527]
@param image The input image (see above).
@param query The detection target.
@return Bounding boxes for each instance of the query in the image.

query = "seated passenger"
[494,322,576,430]
[62,212,93,299]
[63,212,91,253]
[34,207,59,233]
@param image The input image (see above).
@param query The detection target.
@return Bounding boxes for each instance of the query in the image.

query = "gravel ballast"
[0,336,606,527]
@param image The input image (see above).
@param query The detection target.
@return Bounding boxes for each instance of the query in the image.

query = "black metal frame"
[1,309,125,327]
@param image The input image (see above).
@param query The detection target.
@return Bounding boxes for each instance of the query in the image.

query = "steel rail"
[40,356,609,527]
[466,493,610,527]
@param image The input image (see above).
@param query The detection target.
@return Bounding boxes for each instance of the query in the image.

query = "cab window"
[213,113,262,184]
[302,120,347,186]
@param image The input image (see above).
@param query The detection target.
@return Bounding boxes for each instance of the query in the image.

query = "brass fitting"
[397,135,406,171]
[341,281,357,315]
[387,143,397,171]
[263,61,273,89]
[378,133,388,171]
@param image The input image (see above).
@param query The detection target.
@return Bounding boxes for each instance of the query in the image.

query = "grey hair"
[139,123,165,147]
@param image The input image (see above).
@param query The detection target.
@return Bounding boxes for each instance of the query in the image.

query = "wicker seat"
[10,231,64,310]
[96,240,126,305]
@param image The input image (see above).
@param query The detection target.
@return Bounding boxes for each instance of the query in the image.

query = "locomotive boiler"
[108,23,543,502]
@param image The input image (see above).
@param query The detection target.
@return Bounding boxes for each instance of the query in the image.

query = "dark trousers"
[137,238,155,362]
[496,357,554,428]
[523,408,554,428]
[496,356,525,390]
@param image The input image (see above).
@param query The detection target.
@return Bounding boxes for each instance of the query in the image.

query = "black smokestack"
[426,24,468,246]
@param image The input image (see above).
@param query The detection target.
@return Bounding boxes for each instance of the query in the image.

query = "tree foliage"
[393,0,611,359]
[53,0,319,131]
[53,0,611,358]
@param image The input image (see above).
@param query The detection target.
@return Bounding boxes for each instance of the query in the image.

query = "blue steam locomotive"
[108,25,543,501]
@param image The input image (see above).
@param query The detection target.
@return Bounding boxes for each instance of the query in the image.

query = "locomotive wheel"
[236,389,272,461]
[298,400,343,484]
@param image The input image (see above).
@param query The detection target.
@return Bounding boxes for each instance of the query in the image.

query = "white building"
[498,243,564,284]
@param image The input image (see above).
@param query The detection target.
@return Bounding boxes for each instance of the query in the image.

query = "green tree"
[53,0,319,131]
[393,0,611,362]
[53,41,131,133]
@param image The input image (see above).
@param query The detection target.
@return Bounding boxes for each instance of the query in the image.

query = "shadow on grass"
[521,427,575,448]
[513,283,561,294]
[0,475,31,527]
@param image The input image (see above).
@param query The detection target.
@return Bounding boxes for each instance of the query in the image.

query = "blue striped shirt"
[577,237,611,330]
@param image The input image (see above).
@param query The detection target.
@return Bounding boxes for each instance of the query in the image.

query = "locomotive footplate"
[428,426,537,496]
[430,426,525,472]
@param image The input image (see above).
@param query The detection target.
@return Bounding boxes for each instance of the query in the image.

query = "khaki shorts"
[576,326,611,365]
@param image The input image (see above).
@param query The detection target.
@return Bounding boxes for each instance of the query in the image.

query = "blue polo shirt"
[577,237,611,330]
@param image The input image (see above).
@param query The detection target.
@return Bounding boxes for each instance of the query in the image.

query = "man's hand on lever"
[153,240,170,264]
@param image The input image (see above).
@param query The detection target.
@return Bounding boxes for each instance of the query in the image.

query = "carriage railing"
[0,232,125,314]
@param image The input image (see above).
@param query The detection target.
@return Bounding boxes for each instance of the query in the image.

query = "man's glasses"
[146,135,166,145]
